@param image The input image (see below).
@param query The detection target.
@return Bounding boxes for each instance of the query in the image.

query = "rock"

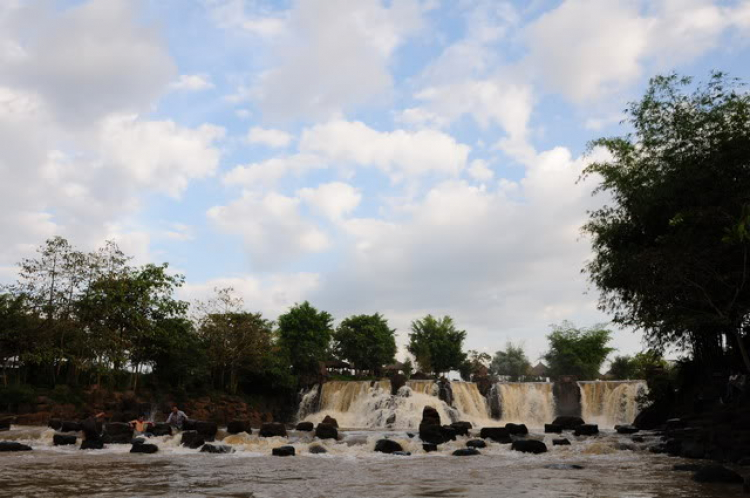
[374,439,403,454]
[321,416,339,428]
[574,424,599,436]
[466,439,486,449]
[673,464,704,472]
[48,418,62,431]
[53,434,77,446]
[616,443,637,451]
[227,420,249,434]
[295,422,314,431]
[259,422,288,438]
[422,443,438,452]
[61,421,82,433]
[479,427,512,444]
[386,414,396,425]
[680,439,705,459]
[102,433,133,444]
[309,444,327,454]
[0,417,13,431]
[130,443,159,454]
[453,448,480,456]
[666,418,686,431]
[440,425,457,442]
[421,406,441,426]
[545,464,584,470]
[407,433,415,438]
[631,436,645,443]
[393,451,411,456]
[194,421,218,441]
[692,465,743,484]
[105,422,133,437]
[633,404,667,430]
[151,423,172,437]
[553,438,571,446]
[664,438,682,456]
[200,443,233,454]
[131,437,146,445]
[505,423,528,435]
[181,430,205,449]
[451,421,472,437]
[272,445,295,457]
[80,439,104,450]
[0,442,31,452]
[511,440,547,454]
[552,416,585,431]
[390,374,407,395]
[544,424,563,434]
[615,424,639,434]
[419,424,445,445]
[315,423,338,440]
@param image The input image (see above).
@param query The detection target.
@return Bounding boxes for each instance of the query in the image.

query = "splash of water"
[490,382,555,427]
[450,381,490,420]
[578,381,647,427]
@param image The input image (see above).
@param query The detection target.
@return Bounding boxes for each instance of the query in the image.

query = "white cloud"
[467,159,494,182]
[223,153,325,188]
[170,74,215,92]
[204,0,287,38]
[247,126,293,148]
[298,182,362,221]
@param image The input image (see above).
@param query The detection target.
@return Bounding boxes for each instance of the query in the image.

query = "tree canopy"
[277,301,333,377]
[490,342,531,381]
[407,315,467,376]
[543,321,614,380]
[333,313,397,373]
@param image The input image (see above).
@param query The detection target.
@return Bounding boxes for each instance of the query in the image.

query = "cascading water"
[489,382,555,427]
[578,381,647,427]
[297,384,320,421]
[450,381,490,419]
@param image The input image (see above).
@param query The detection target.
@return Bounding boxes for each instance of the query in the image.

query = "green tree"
[582,72,750,372]
[543,321,614,380]
[333,313,396,374]
[490,342,531,381]
[608,355,637,380]
[277,301,333,378]
[402,357,414,378]
[459,350,492,381]
[407,315,467,377]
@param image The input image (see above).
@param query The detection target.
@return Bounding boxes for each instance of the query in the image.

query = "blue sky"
[2,0,750,363]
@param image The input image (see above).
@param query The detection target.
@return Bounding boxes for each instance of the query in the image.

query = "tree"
[543,321,614,380]
[460,350,491,381]
[490,342,531,381]
[333,313,396,374]
[277,301,333,378]
[402,357,414,378]
[608,355,637,380]
[407,315,467,377]
[582,72,750,373]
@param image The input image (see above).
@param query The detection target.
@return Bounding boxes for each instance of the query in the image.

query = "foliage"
[582,72,750,372]
[407,315,467,376]
[490,342,531,381]
[460,350,491,381]
[402,357,414,378]
[277,301,333,377]
[543,321,614,380]
[608,355,638,380]
[333,313,397,373]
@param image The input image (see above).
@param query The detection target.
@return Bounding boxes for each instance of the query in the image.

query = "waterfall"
[406,380,438,396]
[451,381,490,419]
[489,382,555,427]
[296,384,320,421]
[578,381,647,427]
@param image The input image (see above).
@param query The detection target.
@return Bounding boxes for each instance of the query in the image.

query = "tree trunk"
[731,327,750,374]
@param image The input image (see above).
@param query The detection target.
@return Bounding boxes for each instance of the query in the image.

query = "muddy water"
[0,427,744,498]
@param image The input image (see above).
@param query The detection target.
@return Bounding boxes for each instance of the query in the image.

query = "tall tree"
[543,321,614,380]
[490,342,531,381]
[608,355,637,380]
[333,313,397,374]
[407,315,467,377]
[277,301,333,378]
[582,73,750,372]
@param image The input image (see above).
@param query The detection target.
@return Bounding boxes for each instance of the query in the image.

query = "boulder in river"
[272,445,295,457]
[227,420,249,434]
[374,439,403,454]
[479,427,511,444]
[200,443,234,454]
[422,443,438,452]
[692,465,743,484]
[440,425,457,442]
[80,439,104,450]
[315,423,338,440]
[61,421,83,433]
[450,421,472,436]
[295,422,314,432]
[551,416,585,430]
[130,443,159,454]
[104,422,133,444]
[544,424,563,434]
[194,421,218,441]
[453,448,480,456]
[392,451,411,456]
[259,422,288,438]
[505,423,528,435]
[0,441,31,452]
[151,423,172,437]
[419,424,445,445]
[552,438,571,446]
[615,424,639,434]
[545,464,583,470]
[309,444,327,454]
[573,424,599,436]
[181,430,205,449]
[0,416,13,431]
[511,440,547,454]
[322,416,339,428]
[421,406,441,426]
[48,418,63,431]
[466,439,486,449]
[53,434,77,446]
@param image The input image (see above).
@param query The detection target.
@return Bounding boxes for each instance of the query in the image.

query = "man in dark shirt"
[82,412,106,441]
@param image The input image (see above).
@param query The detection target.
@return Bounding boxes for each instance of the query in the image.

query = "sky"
[1,0,750,365]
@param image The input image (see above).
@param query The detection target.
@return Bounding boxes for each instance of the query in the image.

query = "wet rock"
[574,424,599,436]
[0,417,13,431]
[680,439,705,459]
[309,444,327,454]
[375,439,403,454]
[422,443,438,452]
[0,442,31,452]
[80,439,104,450]
[259,422,288,438]
[61,421,82,433]
[421,406,441,426]
[390,374,407,395]
[673,464,704,472]
[315,423,338,440]
[102,433,132,444]
[616,443,637,451]
[544,424,563,434]
[466,439,486,449]
[272,445,295,457]
[453,448,480,456]
[200,443,233,454]
[151,423,172,437]
[104,422,133,444]
[393,451,411,456]
[227,420,249,434]
[130,443,159,454]
[479,427,511,444]
[48,418,62,431]
[322,416,339,428]
[440,425,457,442]
[419,424,445,445]
[545,464,584,470]
[631,436,645,443]
[407,432,415,438]
[181,430,205,449]
[194,421,218,441]
[615,424,639,434]
[53,434,77,446]
[295,422,314,431]
[551,416,585,431]
[552,438,571,446]
[451,421,472,437]
[386,414,396,425]
[664,438,682,456]
[692,465,743,484]
[666,418,686,431]
[511,440,547,454]
[505,423,528,435]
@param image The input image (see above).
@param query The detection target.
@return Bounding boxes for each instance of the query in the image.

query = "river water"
[0,426,744,498]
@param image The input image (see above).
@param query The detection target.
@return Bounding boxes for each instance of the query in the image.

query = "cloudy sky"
[2,0,750,363]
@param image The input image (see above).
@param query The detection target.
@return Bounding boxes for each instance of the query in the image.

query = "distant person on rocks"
[129,415,154,437]
[166,406,188,430]
[82,412,106,442]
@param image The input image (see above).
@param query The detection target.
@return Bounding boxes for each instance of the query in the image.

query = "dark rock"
[105,422,133,437]
[130,443,159,454]
[181,430,205,449]
[194,421,218,441]
[151,423,172,437]
[634,404,667,430]
[544,424,563,434]
[309,444,327,454]
[200,443,233,454]
[375,439,403,454]
[0,417,13,431]
[419,424,445,445]
[48,418,62,431]
[421,406,441,426]
[673,464,704,472]
[574,424,599,436]
[0,442,31,452]
[453,448,480,456]
[552,379,582,418]
[545,464,584,470]
[61,421,82,433]
[666,418,686,431]
[392,451,411,456]
[390,373,407,395]
[102,433,133,444]
[450,421,472,437]
[553,438,571,446]
[692,465,743,484]
[631,436,645,443]
[615,425,639,434]
[182,419,197,431]
[272,445,295,456]
[552,416,585,431]
[440,425,457,442]
[422,443,438,452]
[466,439,486,449]
[386,414,396,425]
[321,416,339,428]
[616,443,637,451]
[259,422,288,438]
[680,439,705,459]
[227,420,249,434]
[80,439,104,450]
[407,432,415,438]
[315,423,338,440]
[131,437,146,445]
[53,434,77,446]
[479,427,512,444]
[505,423,528,435]
[511,440,547,454]
[664,438,682,456]
[295,422,314,431]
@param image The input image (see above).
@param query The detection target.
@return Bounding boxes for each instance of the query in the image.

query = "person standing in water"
[166,405,188,430]
[129,415,154,437]
[82,412,106,442]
